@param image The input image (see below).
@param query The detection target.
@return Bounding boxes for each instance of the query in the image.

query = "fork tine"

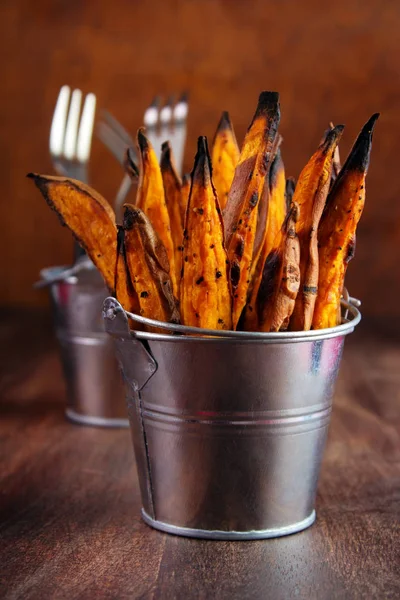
[144,96,161,157]
[64,88,82,160]
[172,92,189,175]
[157,96,174,165]
[76,93,96,163]
[49,85,71,157]
[101,110,135,148]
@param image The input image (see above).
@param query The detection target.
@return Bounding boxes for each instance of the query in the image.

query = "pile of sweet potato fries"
[29,91,378,332]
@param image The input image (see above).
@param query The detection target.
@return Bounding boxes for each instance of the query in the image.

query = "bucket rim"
[114,296,361,343]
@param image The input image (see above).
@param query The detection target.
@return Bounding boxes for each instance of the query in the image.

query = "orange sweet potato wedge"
[135,128,178,297]
[114,226,141,318]
[123,204,180,327]
[243,146,287,331]
[180,137,232,330]
[289,125,344,331]
[211,111,240,210]
[312,113,379,329]
[160,142,184,286]
[28,173,117,291]
[257,203,301,332]
[224,91,281,329]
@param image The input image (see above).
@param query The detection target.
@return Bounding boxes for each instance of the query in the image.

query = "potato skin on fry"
[136,129,178,297]
[123,204,180,327]
[289,125,344,331]
[27,173,117,291]
[180,137,232,330]
[312,113,379,329]
[224,91,281,329]
[211,111,240,210]
[257,203,300,332]
[160,142,184,288]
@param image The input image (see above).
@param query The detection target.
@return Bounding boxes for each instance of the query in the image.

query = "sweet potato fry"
[252,135,284,265]
[289,125,344,331]
[257,203,300,331]
[160,142,184,286]
[224,91,281,329]
[180,137,232,330]
[180,173,191,225]
[312,113,379,329]
[243,146,287,331]
[27,173,117,291]
[114,226,141,318]
[211,111,240,210]
[123,204,180,326]
[135,128,178,297]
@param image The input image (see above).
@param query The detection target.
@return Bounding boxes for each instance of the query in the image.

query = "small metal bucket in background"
[103,296,361,540]
[41,266,128,428]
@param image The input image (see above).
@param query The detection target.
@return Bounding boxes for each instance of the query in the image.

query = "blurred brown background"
[1,0,399,316]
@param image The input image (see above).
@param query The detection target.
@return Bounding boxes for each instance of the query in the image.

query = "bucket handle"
[102,297,157,392]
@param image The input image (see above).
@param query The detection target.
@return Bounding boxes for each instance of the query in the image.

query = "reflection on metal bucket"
[41,266,128,428]
[103,296,361,539]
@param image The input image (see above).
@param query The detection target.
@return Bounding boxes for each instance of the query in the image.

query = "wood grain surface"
[0,310,399,599]
[0,0,400,315]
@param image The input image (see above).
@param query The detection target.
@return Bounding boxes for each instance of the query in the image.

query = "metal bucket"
[41,266,128,428]
[103,296,361,539]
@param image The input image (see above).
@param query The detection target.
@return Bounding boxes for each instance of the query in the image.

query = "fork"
[49,85,97,262]
[97,93,189,219]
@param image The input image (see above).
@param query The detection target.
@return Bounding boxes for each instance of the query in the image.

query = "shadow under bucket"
[103,296,361,540]
[41,266,128,428]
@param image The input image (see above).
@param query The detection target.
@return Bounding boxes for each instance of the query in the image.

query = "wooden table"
[1,309,399,599]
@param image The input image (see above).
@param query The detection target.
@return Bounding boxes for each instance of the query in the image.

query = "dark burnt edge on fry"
[137,127,150,155]
[268,146,283,193]
[336,113,379,178]
[249,91,280,130]
[319,124,345,155]
[115,225,136,298]
[285,177,296,213]
[124,148,139,179]
[212,111,238,145]
[192,136,213,188]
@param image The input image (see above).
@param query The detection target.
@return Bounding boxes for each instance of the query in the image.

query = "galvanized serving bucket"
[41,266,128,428]
[103,295,361,540]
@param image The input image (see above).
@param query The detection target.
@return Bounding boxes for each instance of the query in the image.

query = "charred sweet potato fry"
[135,128,178,297]
[243,147,287,331]
[180,137,232,330]
[254,204,300,331]
[252,135,283,265]
[211,111,240,210]
[180,173,191,225]
[289,125,344,331]
[28,173,117,291]
[224,91,281,329]
[312,114,379,329]
[123,204,180,326]
[160,142,184,286]
[256,203,300,331]
[114,226,141,318]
